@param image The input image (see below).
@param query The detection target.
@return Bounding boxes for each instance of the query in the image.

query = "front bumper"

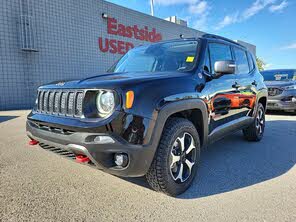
[267,90,296,111]
[267,100,296,111]
[26,119,157,177]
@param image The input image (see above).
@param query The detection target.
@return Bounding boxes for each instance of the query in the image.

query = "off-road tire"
[146,118,200,196]
[243,103,265,141]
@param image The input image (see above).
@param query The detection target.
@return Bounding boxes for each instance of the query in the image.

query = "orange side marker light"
[126,91,134,109]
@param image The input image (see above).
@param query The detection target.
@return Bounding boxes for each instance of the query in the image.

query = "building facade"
[0,0,256,110]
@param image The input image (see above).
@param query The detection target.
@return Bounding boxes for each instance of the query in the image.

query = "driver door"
[200,42,238,134]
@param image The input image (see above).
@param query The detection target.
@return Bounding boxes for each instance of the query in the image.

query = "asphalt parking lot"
[0,110,295,222]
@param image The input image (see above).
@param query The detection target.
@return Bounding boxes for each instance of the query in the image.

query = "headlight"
[96,90,115,117]
[284,85,296,90]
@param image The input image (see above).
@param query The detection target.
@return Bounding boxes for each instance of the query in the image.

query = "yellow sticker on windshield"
[186,56,195,62]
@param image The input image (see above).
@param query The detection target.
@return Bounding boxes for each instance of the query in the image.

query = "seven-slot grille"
[268,87,283,97]
[36,90,84,117]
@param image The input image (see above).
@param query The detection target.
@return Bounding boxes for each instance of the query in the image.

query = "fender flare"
[135,98,209,176]
[257,89,268,106]
[148,98,209,152]
[253,88,268,117]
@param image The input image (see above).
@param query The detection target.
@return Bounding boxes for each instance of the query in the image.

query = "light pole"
[150,0,154,16]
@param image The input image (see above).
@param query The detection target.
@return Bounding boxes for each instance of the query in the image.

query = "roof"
[146,34,247,49]
[201,34,246,48]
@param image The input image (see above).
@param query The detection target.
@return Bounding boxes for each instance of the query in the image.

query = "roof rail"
[202,34,244,48]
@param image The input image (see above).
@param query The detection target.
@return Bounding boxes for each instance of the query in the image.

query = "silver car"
[261,69,296,113]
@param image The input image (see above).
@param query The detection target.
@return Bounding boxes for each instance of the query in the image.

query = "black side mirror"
[214,60,236,75]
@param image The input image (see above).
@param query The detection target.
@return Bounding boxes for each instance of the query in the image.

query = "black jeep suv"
[27,34,267,196]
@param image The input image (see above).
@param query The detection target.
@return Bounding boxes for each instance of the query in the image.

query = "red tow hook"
[76,155,90,163]
[29,139,39,145]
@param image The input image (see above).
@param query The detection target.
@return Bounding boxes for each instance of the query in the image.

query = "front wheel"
[243,103,265,141]
[146,118,200,196]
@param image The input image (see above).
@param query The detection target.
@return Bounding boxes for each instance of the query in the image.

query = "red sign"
[99,18,162,55]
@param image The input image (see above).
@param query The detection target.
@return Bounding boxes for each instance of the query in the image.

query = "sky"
[106,0,296,70]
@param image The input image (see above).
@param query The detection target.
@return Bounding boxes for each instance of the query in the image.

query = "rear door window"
[247,52,255,71]
[233,47,250,74]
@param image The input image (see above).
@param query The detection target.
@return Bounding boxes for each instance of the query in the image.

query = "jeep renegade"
[27,34,268,196]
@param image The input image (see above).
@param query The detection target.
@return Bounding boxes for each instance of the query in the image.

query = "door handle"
[232,82,241,88]
[252,80,257,87]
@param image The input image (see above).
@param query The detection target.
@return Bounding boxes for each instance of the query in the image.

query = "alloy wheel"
[256,107,265,135]
[169,132,196,183]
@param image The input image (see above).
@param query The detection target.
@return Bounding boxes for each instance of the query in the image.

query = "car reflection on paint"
[209,92,256,113]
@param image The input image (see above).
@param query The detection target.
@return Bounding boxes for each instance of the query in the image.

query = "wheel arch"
[258,96,267,111]
[255,87,268,112]
[169,109,205,147]
[152,99,209,150]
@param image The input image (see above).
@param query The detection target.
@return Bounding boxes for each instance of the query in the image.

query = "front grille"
[36,90,84,117]
[268,87,283,96]
[28,120,75,135]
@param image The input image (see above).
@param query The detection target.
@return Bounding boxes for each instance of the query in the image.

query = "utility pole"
[150,0,154,16]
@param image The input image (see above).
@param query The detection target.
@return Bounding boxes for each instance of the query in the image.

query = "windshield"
[109,40,198,73]
[261,70,296,81]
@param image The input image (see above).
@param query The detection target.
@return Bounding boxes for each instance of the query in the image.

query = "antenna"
[150,0,154,16]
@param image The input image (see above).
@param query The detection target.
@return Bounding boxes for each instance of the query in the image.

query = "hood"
[265,80,296,88]
[40,71,190,90]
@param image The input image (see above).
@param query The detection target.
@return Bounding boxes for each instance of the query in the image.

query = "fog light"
[114,153,128,167]
[94,136,115,144]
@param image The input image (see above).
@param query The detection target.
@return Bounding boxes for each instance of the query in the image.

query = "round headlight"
[96,91,115,116]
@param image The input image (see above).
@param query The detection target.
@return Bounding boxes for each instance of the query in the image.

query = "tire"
[146,118,200,196]
[243,103,265,142]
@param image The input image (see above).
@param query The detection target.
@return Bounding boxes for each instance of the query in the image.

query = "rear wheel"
[146,118,200,196]
[243,103,265,141]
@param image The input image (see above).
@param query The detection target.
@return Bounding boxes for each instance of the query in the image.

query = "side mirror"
[214,60,236,75]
